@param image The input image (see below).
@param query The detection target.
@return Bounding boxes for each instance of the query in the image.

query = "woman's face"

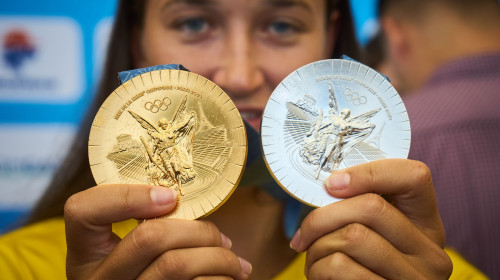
[136,0,335,130]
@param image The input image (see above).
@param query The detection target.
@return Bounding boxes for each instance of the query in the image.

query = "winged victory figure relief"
[286,82,381,178]
[129,96,196,196]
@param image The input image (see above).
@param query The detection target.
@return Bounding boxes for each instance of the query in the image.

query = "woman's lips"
[239,110,262,120]
[239,110,263,132]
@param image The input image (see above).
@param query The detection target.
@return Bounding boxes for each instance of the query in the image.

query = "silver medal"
[261,59,410,207]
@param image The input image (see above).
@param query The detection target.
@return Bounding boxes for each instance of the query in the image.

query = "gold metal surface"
[89,69,247,219]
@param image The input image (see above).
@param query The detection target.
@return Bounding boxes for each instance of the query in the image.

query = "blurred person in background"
[362,29,407,96]
[0,0,487,279]
[379,0,500,277]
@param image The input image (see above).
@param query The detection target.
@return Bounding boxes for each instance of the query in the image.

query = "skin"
[380,2,500,93]
[65,0,453,279]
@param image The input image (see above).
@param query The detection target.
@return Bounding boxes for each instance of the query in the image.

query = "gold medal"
[89,69,247,219]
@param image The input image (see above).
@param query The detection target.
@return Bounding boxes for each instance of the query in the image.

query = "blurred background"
[0,0,378,232]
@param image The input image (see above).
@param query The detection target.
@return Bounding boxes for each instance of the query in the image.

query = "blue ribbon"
[341,55,391,82]
[118,64,189,84]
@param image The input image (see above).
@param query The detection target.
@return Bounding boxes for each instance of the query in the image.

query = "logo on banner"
[0,17,84,103]
[2,29,36,72]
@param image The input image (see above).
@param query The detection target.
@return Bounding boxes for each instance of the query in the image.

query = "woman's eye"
[170,16,215,42]
[175,17,210,34]
[268,21,296,35]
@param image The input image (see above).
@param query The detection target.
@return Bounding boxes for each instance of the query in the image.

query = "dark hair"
[362,30,387,70]
[23,0,360,226]
[378,0,500,18]
[330,0,360,59]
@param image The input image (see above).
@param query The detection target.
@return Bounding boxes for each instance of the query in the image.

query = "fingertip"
[290,229,303,252]
[150,186,177,207]
[238,257,252,278]
[324,172,350,195]
[221,233,232,249]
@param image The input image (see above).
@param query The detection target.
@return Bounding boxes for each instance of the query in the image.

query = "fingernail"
[150,186,176,206]
[221,233,232,249]
[290,229,301,251]
[325,172,350,192]
[239,257,252,276]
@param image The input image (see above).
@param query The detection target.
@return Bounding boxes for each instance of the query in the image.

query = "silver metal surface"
[261,59,410,207]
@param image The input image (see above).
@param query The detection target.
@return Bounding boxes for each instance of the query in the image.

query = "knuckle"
[441,255,454,278]
[217,248,239,268]
[367,163,378,186]
[119,186,135,215]
[360,193,387,218]
[64,192,85,221]
[328,252,351,271]
[157,251,187,277]
[303,208,322,233]
[433,249,454,278]
[307,253,352,280]
[410,160,433,186]
[200,221,221,242]
[340,223,370,246]
[131,221,161,252]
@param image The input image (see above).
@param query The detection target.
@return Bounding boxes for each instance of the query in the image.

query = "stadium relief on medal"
[283,81,387,184]
[106,87,232,199]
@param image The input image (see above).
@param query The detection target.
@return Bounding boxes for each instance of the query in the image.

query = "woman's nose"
[211,31,265,98]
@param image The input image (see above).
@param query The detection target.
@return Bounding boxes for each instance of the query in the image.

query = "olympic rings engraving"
[343,88,367,106]
[145,97,172,113]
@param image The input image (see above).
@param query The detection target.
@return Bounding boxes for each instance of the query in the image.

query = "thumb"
[65,184,178,261]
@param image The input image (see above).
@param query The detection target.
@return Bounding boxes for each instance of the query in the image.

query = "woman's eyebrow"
[161,0,218,11]
[263,0,313,12]
[160,0,312,12]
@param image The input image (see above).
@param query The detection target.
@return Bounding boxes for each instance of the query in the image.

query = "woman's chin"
[245,117,262,133]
